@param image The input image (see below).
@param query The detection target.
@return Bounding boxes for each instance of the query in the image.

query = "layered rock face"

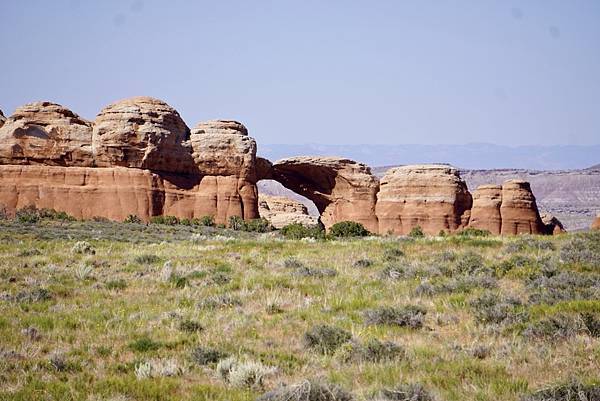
[270,157,379,232]
[92,97,195,174]
[0,98,259,224]
[0,102,93,166]
[499,180,545,235]
[469,185,502,234]
[258,194,318,228]
[0,109,6,128]
[376,165,472,235]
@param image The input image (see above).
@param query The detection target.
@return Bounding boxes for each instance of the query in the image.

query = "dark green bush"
[178,319,203,333]
[304,325,352,354]
[244,218,272,232]
[124,214,143,224]
[133,254,160,265]
[191,346,227,365]
[129,336,161,352]
[197,215,215,227]
[228,215,245,230]
[280,223,325,240]
[329,221,369,238]
[408,226,424,238]
[457,228,491,237]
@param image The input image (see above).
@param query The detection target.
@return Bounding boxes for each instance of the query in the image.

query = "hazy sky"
[1,1,599,146]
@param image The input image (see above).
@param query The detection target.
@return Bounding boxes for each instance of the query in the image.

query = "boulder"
[376,165,472,235]
[271,156,379,233]
[592,215,600,230]
[258,194,318,229]
[500,180,545,235]
[540,212,566,235]
[0,102,93,166]
[468,184,503,234]
[92,97,195,173]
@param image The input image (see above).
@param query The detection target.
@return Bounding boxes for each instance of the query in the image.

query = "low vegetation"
[0,212,598,401]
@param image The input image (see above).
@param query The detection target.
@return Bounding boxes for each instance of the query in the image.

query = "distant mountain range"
[258,143,600,170]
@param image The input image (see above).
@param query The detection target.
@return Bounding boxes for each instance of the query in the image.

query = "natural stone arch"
[257,156,380,232]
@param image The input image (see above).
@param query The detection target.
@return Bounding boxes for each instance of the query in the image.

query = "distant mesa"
[0,97,563,235]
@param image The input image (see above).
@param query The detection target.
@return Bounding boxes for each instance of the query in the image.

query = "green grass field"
[0,218,599,401]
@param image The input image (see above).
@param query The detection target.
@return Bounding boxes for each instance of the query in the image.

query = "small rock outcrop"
[468,184,502,234]
[271,157,379,232]
[258,194,318,228]
[376,165,472,235]
[0,102,93,166]
[499,180,545,235]
[0,109,6,128]
[92,97,194,173]
[540,212,566,235]
[592,215,600,230]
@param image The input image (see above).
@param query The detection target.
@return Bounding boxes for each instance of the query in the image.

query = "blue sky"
[1,1,599,146]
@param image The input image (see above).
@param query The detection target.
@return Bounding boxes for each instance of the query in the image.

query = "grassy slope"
[0,220,598,401]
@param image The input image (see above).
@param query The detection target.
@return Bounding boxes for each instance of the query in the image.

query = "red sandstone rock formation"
[0,102,93,166]
[258,194,318,229]
[469,185,503,234]
[92,97,195,174]
[499,180,545,235]
[540,212,566,235]
[271,157,379,232]
[592,215,600,230]
[0,165,251,222]
[0,98,259,224]
[376,164,472,235]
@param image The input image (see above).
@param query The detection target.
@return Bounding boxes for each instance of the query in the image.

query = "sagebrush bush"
[363,305,427,329]
[340,339,405,363]
[191,346,227,365]
[377,383,437,401]
[304,325,352,354]
[329,221,369,238]
[522,379,600,401]
[178,319,203,333]
[134,254,160,265]
[353,258,373,268]
[469,292,526,325]
[199,294,242,309]
[72,241,95,255]
[135,358,184,379]
[257,380,353,401]
[522,314,587,340]
[294,266,337,278]
[560,231,600,266]
[216,357,276,389]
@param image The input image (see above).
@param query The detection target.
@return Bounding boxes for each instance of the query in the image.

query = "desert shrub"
[526,271,600,305]
[150,215,180,225]
[329,221,370,238]
[560,231,600,266]
[454,251,487,275]
[523,379,600,401]
[199,294,242,309]
[304,325,352,354]
[457,228,491,237]
[49,352,69,372]
[383,247,405,261]
[135,358,184,379]
[522,314,587,340]
[408,226,425,238]
[228,216,245,231]
[282,257,304,268]
[216,357,276,389]
[340,339,405,363]
[294,266,338,278]
[257,380,353,401]
[381,263,441,281]
[105,279,127,291]
[124,214,142,224]
[505,236,555,253]
[582,313,600,337]
[134,254,160,265]
[198,215,215,227]
[129,336,161,352]
[15,288,52,303]
[353,258,373,268]
[363,305,427,329]
[15,206,41,223]
[18,248,42,257]
[191,346,227,365]
[469,292,527,325]
[72,241,95,255]
[178,319,203,333]
[281,223,325,240]
[377,383,437,401]
[208,271,232,285]
[244,218,273,232]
